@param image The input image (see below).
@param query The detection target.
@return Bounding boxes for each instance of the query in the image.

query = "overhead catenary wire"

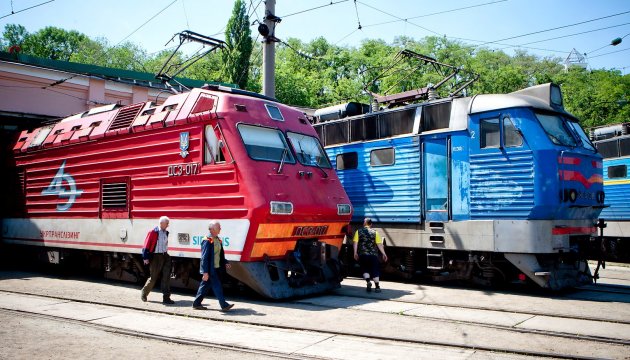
[361,0,508,29]
[353,1,571,54]
[477,10,630,47]
[501,22,630,51]
[588,47,630,59]
[0,0,54,20]
[279,0,349,18]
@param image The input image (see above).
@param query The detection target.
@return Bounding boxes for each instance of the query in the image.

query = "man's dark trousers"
[193,269,228,308]
[141,253,171,299]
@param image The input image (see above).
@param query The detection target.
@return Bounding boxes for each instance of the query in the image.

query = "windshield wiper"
[277,148,288,174]
[297,141,328,178]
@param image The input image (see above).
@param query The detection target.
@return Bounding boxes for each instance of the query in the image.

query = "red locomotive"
[3,85,352,298]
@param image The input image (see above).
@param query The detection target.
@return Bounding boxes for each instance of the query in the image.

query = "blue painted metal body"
[600,156,630,221]
[323,106,603,224]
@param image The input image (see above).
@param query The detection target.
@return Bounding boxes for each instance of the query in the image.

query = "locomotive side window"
[379,109,415,138]
[620,138,630,157]
[324,121,349,146]
[204,125,225,164]
[370,148,395,166]
[423,102,451,131]
[504,118,523,147]
[238,124,295,163]
[336,152,358,170]
[480,118,500,148]
[350,116,378,142]
[595,140,619,158]
[608,165,627,179]
[287,132,332,168]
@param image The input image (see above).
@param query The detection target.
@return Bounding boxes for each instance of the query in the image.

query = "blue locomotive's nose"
[558,153,605,212]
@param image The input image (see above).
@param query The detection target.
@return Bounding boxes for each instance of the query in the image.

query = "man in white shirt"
[140,216,175,304]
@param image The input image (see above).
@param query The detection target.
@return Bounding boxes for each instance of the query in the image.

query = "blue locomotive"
[591,123,630,262]
[313,83,603,290]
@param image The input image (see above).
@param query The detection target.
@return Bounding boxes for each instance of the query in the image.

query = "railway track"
[0,272,628,359]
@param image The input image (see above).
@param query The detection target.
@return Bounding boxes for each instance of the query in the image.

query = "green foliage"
[2,23,628,127]
[221,0,253,89]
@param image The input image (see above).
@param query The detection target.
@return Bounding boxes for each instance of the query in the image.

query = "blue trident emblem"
[180,131,190,158]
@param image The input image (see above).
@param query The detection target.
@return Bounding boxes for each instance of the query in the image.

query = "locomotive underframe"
[348,219,597,289]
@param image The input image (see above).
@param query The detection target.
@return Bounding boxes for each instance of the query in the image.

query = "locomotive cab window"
[608,165,627,179]
[480,118,500,148]
[204,125,226,164]
[480,117,522,148]
[287,132,332,168]
[370,148,395,166]
[336,152,358,170]
[238,124,295,163]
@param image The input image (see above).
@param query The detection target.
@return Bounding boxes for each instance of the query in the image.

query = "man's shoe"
[141,294,147,302]
[375,286,382,293]
[366,282,372,293]
[162,297,175,305]
[221,303,234,312]
[192,305,207,310]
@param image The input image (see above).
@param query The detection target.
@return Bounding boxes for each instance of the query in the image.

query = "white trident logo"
[41,160,83,211]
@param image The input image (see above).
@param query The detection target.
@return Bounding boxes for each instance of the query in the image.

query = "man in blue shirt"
[192,220,234,311]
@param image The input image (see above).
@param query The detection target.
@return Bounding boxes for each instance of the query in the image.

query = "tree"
[221,0,253,89]
[22,26,90,61]
[1,24,29,50]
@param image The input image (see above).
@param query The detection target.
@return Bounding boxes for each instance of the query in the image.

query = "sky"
[1,0,629,74]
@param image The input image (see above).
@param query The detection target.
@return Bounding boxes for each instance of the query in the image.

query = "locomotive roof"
[12,86,293,154]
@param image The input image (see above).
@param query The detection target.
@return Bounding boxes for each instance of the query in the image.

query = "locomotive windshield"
[238,124,295,163]
[535,112,595,151]
[535,112,578,147]
[567,120,596,151]
[286,132,332,169]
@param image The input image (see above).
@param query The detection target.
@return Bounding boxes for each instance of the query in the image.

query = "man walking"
[353,217,388,293]
[140,216,175,304]
[192,220,234,311]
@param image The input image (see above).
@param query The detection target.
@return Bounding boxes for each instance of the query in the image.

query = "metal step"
[427,251,444,270]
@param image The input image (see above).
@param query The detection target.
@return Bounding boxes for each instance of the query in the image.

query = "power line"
[279,0,349,18]
[477,10,630,47]
[44,0,178,89]
[0,0,54,20]
[358,1,440,36]
[588,47,630,59]
[361,0,507,29]
[181,0,190,29]
[502,22,630,51]
[355,1,570,54]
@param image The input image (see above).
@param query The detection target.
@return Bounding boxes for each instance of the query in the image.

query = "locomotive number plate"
[168,162,200,177]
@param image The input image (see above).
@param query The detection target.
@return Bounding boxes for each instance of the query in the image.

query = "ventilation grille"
[108,103,144,131]
[17,168,26,193]
[102,182,128,208]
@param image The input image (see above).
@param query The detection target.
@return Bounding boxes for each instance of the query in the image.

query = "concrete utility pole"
[262,0,276,98]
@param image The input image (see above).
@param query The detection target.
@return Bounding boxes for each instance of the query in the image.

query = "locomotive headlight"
[337,204,352,215]
[569,189,577,203]
[270,201,293,215]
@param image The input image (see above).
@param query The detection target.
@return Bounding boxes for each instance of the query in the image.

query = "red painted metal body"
[6,87,352,272]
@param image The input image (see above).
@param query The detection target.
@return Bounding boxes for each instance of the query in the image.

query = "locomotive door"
[423,136,450,222]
